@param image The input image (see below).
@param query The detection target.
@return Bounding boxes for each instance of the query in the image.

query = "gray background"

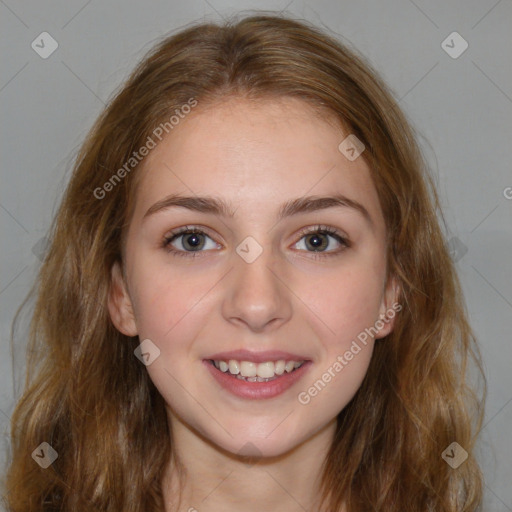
[1,0,511,510]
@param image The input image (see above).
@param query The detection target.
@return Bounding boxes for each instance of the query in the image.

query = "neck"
[161,416,341,512]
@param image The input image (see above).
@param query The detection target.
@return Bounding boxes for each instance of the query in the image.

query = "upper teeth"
[213,359,304,378]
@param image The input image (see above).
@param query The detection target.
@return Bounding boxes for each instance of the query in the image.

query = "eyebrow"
[143,193,374,228]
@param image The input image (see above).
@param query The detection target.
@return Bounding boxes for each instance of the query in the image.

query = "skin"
[108,96,399,512]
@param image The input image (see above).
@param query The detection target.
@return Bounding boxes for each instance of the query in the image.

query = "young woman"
[4,13,485,512]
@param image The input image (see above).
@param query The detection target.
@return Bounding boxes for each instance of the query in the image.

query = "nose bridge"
[222,235,292,331]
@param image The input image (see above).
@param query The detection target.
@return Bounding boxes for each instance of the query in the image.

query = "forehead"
[131,96,384,231]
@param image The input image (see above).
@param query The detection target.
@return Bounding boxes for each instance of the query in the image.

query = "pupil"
[308,234,326,251]
[185,233,203,250]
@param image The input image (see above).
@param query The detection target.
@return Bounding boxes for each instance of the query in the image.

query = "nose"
[221,244,293,332]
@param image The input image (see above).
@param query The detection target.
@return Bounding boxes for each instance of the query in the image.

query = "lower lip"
[203,360,312,400]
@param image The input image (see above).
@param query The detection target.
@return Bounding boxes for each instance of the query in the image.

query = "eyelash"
[162,224,350,260]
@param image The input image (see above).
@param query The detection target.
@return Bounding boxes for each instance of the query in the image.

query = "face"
[108,96,399,458]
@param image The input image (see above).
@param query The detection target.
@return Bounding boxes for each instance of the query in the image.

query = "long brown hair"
[3,13,485,511]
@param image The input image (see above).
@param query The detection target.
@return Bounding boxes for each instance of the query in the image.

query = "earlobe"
[375,275,401,339]
[107,260,138,337]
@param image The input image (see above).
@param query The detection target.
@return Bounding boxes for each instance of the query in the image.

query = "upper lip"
[206,349,311,364]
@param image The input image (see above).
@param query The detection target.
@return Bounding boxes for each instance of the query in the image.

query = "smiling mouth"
[208,358,306,382]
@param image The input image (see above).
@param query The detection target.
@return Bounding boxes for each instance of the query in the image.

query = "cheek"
[129,259,215,356]
[293,262,385,346]
[296,304,376,414]
[297,346,374,417]
[308,266,384,409]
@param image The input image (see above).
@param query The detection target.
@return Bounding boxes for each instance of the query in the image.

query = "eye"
[163,226,219,258]
[292,225,349,259]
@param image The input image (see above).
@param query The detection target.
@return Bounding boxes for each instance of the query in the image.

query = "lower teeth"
[235,374,278,383]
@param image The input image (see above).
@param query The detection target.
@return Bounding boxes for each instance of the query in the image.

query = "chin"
[226,436,300,460]
[204,419,310,460]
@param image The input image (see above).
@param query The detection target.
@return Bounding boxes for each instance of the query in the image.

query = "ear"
[107,260,138,337]
[374,274,401,340]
